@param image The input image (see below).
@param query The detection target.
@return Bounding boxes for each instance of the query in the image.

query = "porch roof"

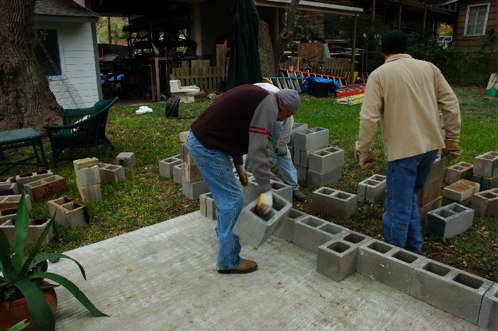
[254,0,363,16]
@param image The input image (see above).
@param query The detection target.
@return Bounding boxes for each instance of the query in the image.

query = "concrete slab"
[49,212,482,331]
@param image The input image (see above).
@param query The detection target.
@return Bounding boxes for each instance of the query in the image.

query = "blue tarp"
[302,77,340,97]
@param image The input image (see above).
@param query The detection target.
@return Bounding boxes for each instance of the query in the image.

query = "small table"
[0,128,49,175]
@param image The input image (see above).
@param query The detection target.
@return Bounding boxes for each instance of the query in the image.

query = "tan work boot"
[217,258,258,274]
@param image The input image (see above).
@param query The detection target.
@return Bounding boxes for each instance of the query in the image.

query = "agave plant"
[0,193,107,331]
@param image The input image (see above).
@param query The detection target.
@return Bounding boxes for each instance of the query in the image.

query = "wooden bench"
[0,128,48,175]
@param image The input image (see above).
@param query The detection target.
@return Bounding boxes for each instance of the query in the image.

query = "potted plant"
[0,193,107,331]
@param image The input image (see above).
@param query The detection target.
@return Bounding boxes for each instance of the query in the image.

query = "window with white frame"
[34,29,62,76]
[464,3,490,36]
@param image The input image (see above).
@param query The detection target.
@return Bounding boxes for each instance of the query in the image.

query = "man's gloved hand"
[442,139,461,161]
[359,151,375,170]
[235,165,248,186]
[276,145,288,157]
[256,191,273,216]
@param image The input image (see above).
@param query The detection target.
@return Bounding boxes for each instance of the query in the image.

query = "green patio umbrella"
[226,0,263,90]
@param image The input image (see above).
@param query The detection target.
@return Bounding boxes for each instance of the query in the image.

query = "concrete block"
[296,165,307,183]
[76,178,102,202]
[0,177,15,184]
[73,157,99,171]
[317,231,371,281]
[181,143,195,164]
[15,169,54,191]
[0,194,32,211]
[159,155,181,179]
[473,151,498,177]
[271,180,293,203]
[471,188,498,217]
[427,157,446,183]
[47,196,89,228]
[357,239,426,293]
[419,196,442,223]
[173,164,183,184]
[242,179,260,206]
[354,140,360,162]
[357,174,386,203]
[410,259,494,324]
[0,183,18,196]
[312,187,357,220]
[273,208,307,242]
[442,179,480,202]
[426,203,474,239]
[417,178,443,207]
[292,127,329,152]
[289,122,308,146]
[233,192,292,248]
[478,282,498,331]
[307,168,342,188]
[178,131,189,143]
[473,174,498,191]
[293,215,347,253]
[116,152,136,168]
[0,217,54,246]
[98,163,126,184]
[75,165,101,187]
[24,175,67,202]
[181,177,209,200]
[308,146,344,173]
[199,192,216,220]
[445,161,473,184]
[183,162,203,183]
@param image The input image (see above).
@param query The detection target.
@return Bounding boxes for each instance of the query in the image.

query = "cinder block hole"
[320,223,343,235]
[319,188,335,195]
[54,197,73,206]
[448,204,466,213]
[28,180,42,186]
[2,208,17,215]
[482,154,496,160]
[328,241,350,253]
[344,233,365,243]
[0,178,9,183]
[316,151,329,156]
[165,157,177,162]
[328,147,339,153]
[370,175,386,181]
[29,218,48,226]
[364,180,379,186]
[20,172,34,178]
[302,217,324,228]
[37,170,49,175]
[481,192,497,199]
[453,273,483,289]
[107,165,119,170]
[423,262,450,276]
[272,197,285,212]
[271,182,285,190]
[487,151,498,157]
[63,202,81,211]
[288,209,304,220]
[44,175,57,182]
[393,251,418,264]
[250,206,275,222]
[335,192,351,200]
[118,160,125,166]
[453,166,464,170]
[367,242,391,253]
[436,209,455,218]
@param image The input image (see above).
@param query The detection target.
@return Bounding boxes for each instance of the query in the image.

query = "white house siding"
[43,21,100,108]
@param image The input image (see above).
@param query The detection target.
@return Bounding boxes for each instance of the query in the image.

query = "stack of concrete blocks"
[478,283,498,330]
[357,174,386,203]
[442,179,480,207]
[0,217,54,246]
[74,157,101,202]
[158,154,182,179]
[116,152,136,168]
[425,202,475,239]
[357,239,426,293]
[199,192,216,221]
[471,188,498,217]
[98,163,125,184]
[473,151,498,190]
[312,187,357,220]
[273,208,307,242]
[48,196,89,228]
[418,157,445,222]
[317,230,371,281]
[291,127,329,184]
[233,192,292,248]
[293,215,348,253]
[180,143,208,200]
[445,161,473,185]
[24,175,66,202]
[287,122,308,159]
[410,258,494,325]
[14,170,54,191]
[0,176,18,195]
[307,146,344,188]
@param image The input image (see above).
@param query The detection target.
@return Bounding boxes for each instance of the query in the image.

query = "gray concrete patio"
[49,211,481,330]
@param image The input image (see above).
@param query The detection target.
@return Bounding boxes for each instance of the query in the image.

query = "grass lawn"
[4,86,497,281]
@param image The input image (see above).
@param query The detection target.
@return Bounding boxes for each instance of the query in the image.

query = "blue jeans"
[187,132,244,269]
[271,121,299,191]
[382,150,438,253]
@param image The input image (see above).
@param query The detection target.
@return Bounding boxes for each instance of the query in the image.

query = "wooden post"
[350,14,358,84]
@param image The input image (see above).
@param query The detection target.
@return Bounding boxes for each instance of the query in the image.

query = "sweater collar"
[385,53,413,63]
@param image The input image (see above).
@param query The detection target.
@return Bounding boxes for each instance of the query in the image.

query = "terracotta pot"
[0,284,57,331]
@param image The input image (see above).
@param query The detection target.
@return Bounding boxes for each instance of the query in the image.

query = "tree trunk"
[273,0,300,75]
[258,19,275,77]
[0,0,62,135]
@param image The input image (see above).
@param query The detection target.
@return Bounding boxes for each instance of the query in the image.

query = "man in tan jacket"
[358,30,461,253]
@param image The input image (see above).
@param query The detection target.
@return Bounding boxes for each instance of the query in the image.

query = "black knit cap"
[381,30,408,54]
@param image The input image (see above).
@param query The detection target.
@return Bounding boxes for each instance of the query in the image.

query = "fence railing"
[171,66,227,92]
